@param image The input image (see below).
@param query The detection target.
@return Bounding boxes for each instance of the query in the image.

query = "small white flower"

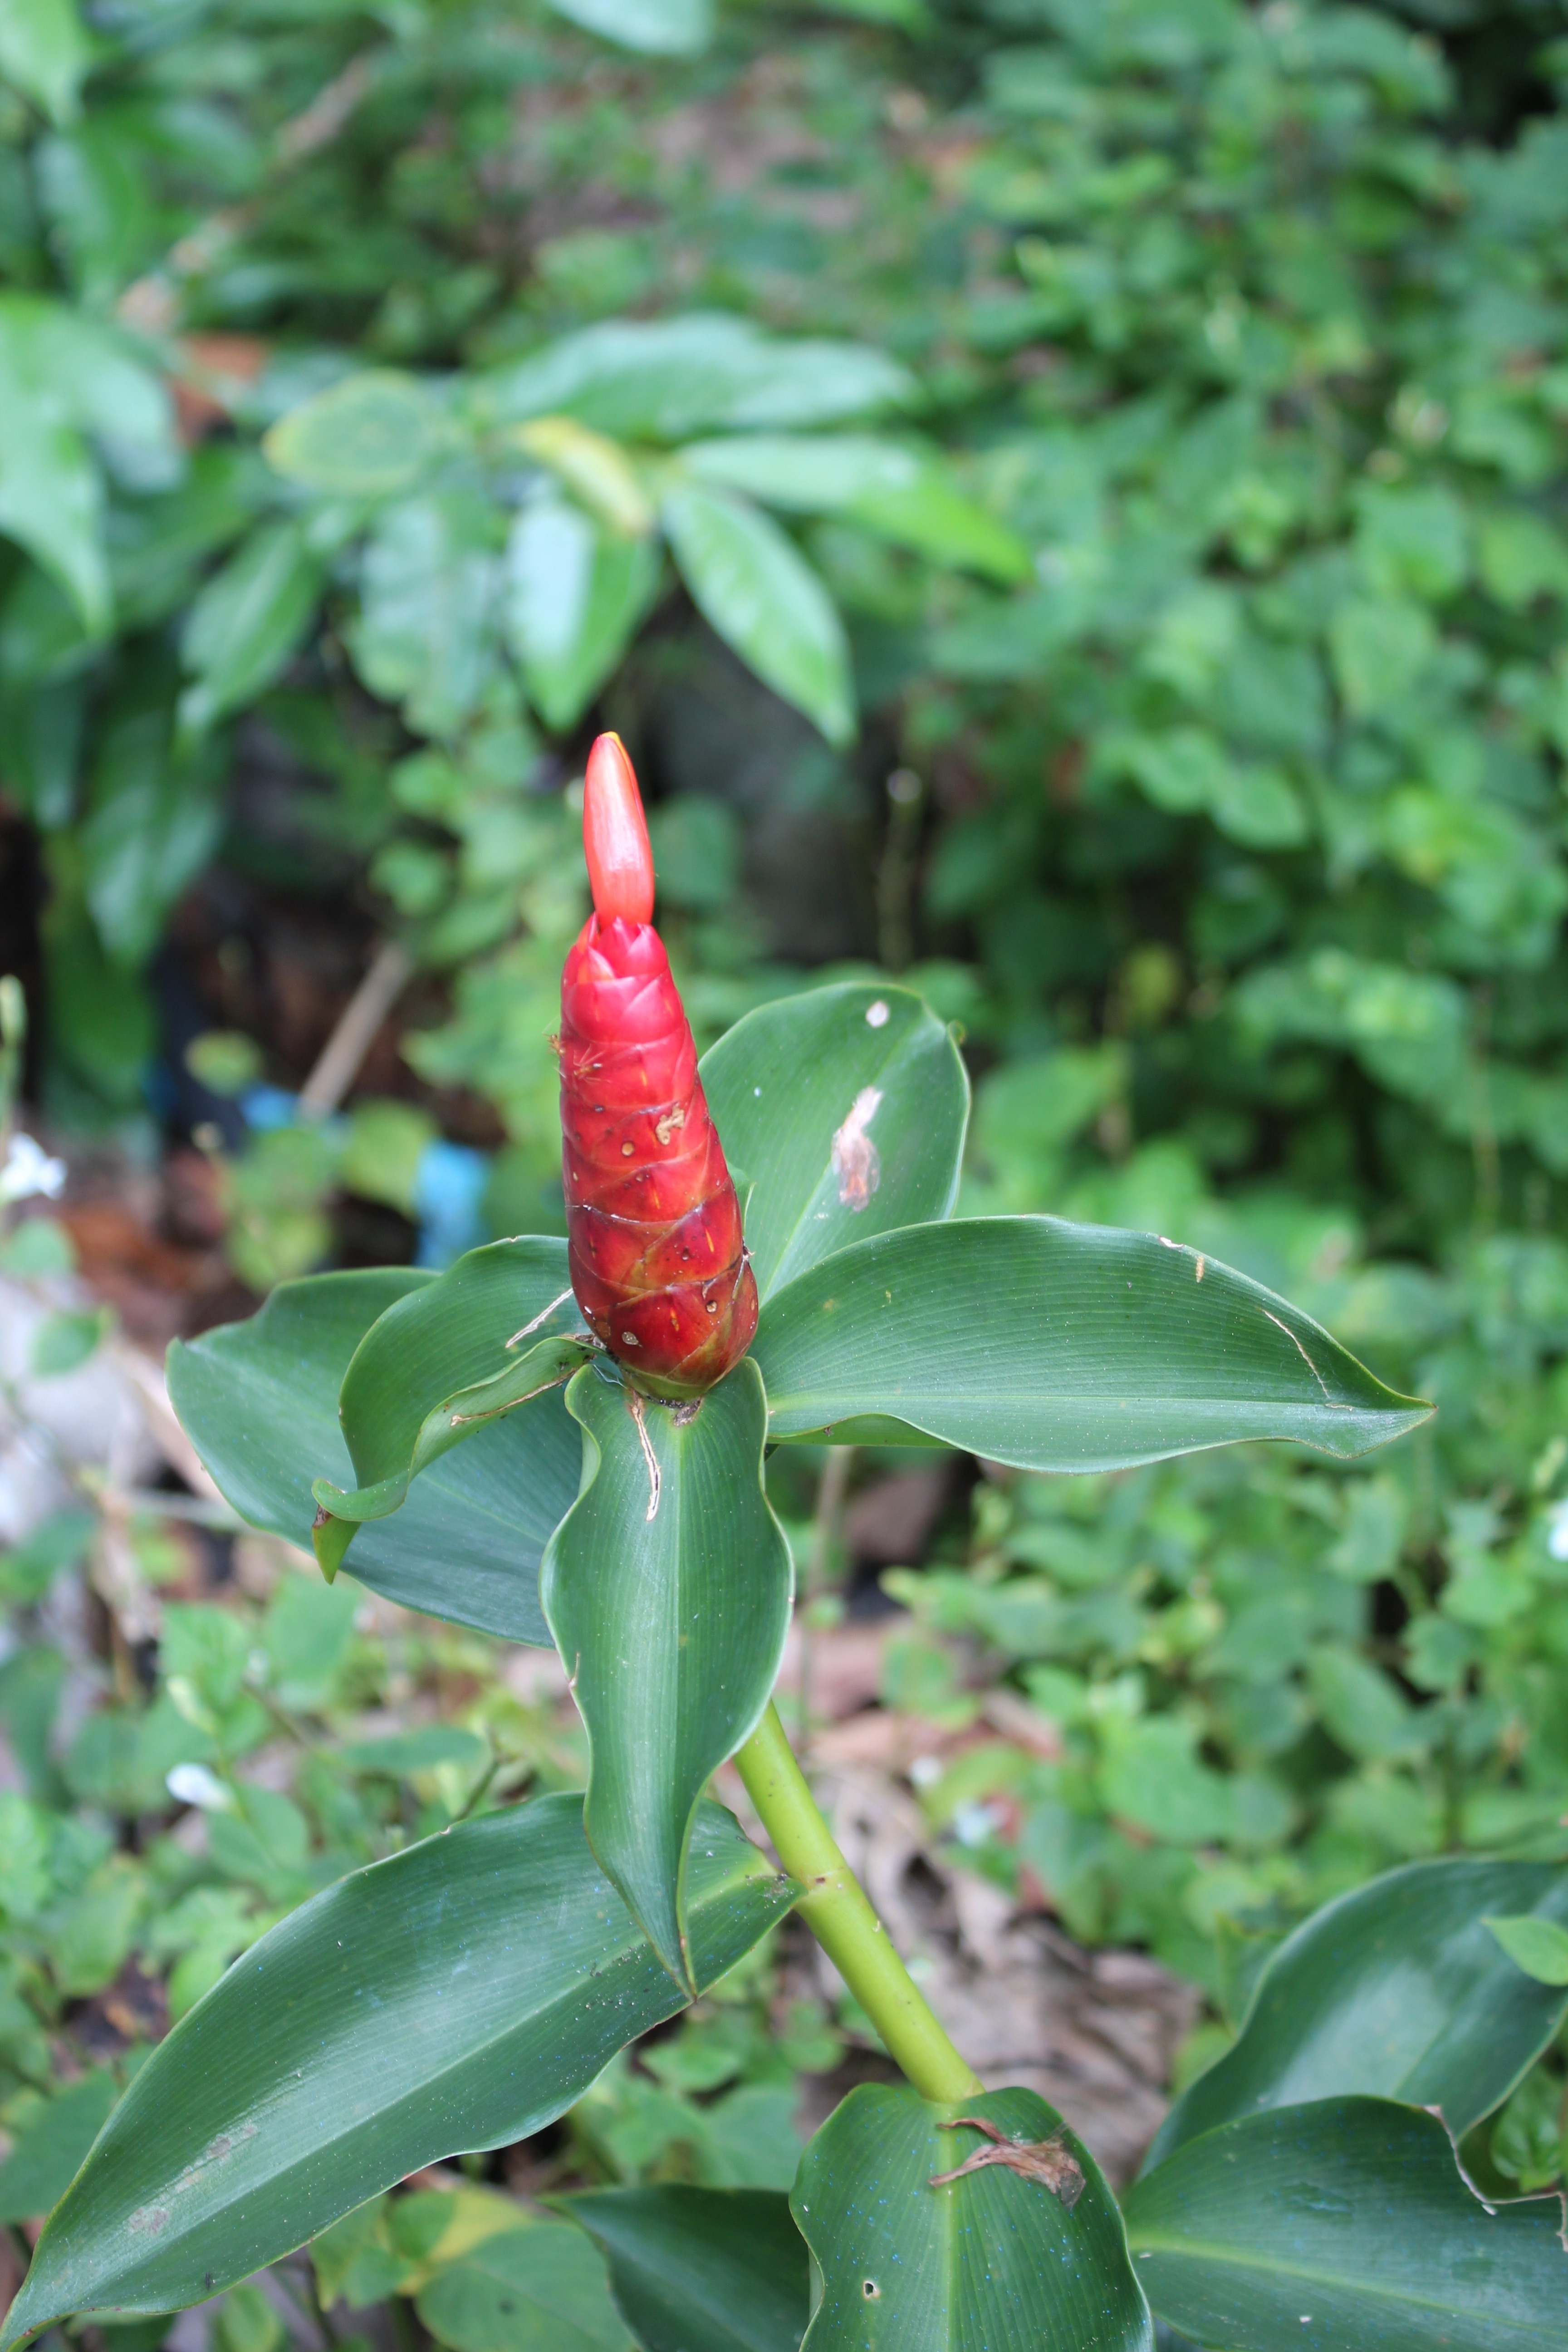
[167,1762,235,1813]
[0,1132,66,1206]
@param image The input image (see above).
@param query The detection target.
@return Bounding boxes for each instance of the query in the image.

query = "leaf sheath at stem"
[735,1703,982,2104]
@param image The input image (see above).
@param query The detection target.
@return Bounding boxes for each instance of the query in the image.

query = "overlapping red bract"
[560,911,758,1390]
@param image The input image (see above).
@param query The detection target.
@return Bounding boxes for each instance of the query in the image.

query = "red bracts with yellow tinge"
[560,735,758,1392]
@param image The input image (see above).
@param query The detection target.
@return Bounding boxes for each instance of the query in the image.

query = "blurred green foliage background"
[5,0,1568,2254]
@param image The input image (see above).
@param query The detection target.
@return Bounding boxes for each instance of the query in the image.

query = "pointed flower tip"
[584,731,655,925]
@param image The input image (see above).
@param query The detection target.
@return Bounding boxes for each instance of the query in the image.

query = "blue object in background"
[238,1086,490,1268]
[412,1139,490,1268]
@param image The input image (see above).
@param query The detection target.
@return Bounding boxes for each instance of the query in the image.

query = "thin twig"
[297,941,414,1120]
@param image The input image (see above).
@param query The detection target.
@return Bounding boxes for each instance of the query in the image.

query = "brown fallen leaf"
[928,2116,1085,2210]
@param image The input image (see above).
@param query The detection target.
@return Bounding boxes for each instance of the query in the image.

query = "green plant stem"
[735,1701,981,2104]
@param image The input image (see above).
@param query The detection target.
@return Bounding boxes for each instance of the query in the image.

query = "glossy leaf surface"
[565,2186,808,2352]
[167,1270,576,1644]
[0,1797,793,2346]
[791,2085,1149,2352]
[505,497,660,730]
[1148,1857,1568,2168]
[312,1240,588,1561]
[755,1218,1431,1465]
[477,315,912,443]
[542,1358,792,1986]
[700,982,968,1301]
[416,2216,633,2352]
[679,436,1029,583]
[1125,2097,1568,2352]
[660,483,854,746]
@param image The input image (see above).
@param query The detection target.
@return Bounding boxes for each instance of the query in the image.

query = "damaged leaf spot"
[654,1106,686,1146]
[626,1387,662,1521]
[928,2117,1085,2210]
[866,1000,890,1029]
[832,1086,884,1210]
[862,2279,881,2299]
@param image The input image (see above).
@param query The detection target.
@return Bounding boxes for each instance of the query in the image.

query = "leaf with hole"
[755,1217,1431,1464]
[791,2084,1149,2350]
[0,1796,794,2347]
[542,1358,793,1987]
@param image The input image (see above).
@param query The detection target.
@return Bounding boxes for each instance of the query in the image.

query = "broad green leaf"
[349,492,500,740]
[1486,1912,1568,1988]
[565,2186,808,2352]
[0,338,103,628]
[416,2217,633,2352]
[662,484,854,745]
[179,520,325,736]
[1125,2097,1568,2352]
[1147,1858,1568,2170]
[476,315,913,444]
[542,1358,793,1987]
[80,686,220,963]
[0,2073,117,2225]
[755,1217,1431,1464]
[0,1797,794,2347]
[515,418,655,536]
[167,1269,576,1644]
[681,437,1030,584]
[543,0,711,54]
[310,1239,589,1569]
[505,496,661,731]
[0,0,89,125]
[790,2085,1150,2351]
[263,371,440,497]
[699,982,969,1300]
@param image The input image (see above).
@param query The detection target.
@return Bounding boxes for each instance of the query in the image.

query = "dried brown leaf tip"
[928,2117,1086,2210]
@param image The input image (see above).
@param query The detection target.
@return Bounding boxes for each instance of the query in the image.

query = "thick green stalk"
[735,1702,982,2104]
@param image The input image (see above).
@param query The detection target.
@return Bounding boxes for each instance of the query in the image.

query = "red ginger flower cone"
[560,734,758,1393]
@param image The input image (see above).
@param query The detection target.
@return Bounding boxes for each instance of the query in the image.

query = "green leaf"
[0,1796,793,2347]
[311,1239,586,1555]
[477,316,913,445]
[349,492,500,740]
[1148,1859,1568,2170]
[680,437,1030,584]
[542,1359,793,1987]
[755,1217,1431,1464]
[1487,1914,1568,1988]
[30,1305,108,1377]
[1125,2097,1568,2352]
[543,0,711,53]
[0,2072,118,2225]
[179,520,325,736]
[662,483,854,745]
[505,496,661,732]
[263,372,440,498]
[417,2217,633,2352]
[167,1269,577,1644]
[790,2084,1150,2351]
[81,691,220,964]
[564,2186,809,2352]
[0,0,90,125]
[699,981,969,1301]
